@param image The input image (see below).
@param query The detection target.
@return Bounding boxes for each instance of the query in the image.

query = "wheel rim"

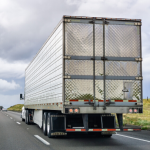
[47,117,50,134]
[43,117,45,132]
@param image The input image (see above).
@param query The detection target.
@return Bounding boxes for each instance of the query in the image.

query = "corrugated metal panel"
[25,23,63,105]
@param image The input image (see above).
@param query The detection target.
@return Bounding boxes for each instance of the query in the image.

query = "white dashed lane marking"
[16,122,21,125]
[34,135,50,145]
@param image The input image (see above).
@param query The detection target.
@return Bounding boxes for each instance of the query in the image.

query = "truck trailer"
[21,15,143,138]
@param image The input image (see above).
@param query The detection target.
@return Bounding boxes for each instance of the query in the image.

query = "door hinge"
[135,58,142,62]
[64,56,71,59]
[65,19,71,23]
[101,57,107,60]
[64,75,71,79]
[135,22,142,26]
[105,21,109,24]
[135,76,143,80]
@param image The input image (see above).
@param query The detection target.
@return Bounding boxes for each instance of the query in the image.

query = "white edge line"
[16,122,21,124]
[34,135,50,145]
[117,133,150,143]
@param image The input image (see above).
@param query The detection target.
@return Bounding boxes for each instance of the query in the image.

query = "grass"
[7,104,24,112]
[122,99,150,130]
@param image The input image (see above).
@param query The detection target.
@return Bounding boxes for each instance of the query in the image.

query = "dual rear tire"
[43,112,52,138]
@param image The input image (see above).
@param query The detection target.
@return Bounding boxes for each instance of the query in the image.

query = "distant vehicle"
[20,15,143,138]
[2,108,7,112]
[0,106,3,110]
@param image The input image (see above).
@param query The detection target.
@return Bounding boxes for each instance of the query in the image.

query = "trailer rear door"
[64,17,142,108]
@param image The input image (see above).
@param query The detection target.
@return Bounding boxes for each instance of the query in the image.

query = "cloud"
[0,94,24,108]
[0,0,77,62]
[0,58,28,78]
[0,79,20,91]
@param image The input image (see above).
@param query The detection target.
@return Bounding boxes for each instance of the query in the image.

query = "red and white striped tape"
[67,100,137,102]
[66,128,141,132]
[66,129,86,132]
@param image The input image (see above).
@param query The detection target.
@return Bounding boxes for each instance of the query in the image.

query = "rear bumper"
[64,106,143,114]
[66,128,141,132]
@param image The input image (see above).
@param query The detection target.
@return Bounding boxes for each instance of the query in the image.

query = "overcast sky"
[0,0,149,108]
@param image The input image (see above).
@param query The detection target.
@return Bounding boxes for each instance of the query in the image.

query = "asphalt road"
[0,111,150,150]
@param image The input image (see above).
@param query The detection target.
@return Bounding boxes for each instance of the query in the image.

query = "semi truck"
[20,15,143,138]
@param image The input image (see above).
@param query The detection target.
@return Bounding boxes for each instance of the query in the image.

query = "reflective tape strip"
[84,100,93,102]
[115,100,123,102]
[133,129,141,131]
[98,100,104,102]
[107,129,117,131]
[124,129,141,131]
[66,129,86,132]
[124,129,133,131]
[75,129,82,131]
[93,129,102,131]
[116,129,121,131]
[67,100,137,102]
[69,100,78,102]
[66,129,75,131]
[88,129,119,131]
[69,100,94,102]
[69,128,141,132]
[98,100,137,102]
[122,100,128,102]
[128,129,133,131]
[128,100,137,102]
[88,129,101,131]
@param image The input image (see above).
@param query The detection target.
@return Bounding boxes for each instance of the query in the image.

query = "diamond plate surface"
[95,80,104,100]
[105,25,140,57]
[65,23,93,56]
[132,81,141,101]
[106,80,141,100]
[65,79,93,100]
[106,61,141,76]
[95,61,103,76]
[65,60,93,75]
[106,80,124,100]
[95,24,103,56]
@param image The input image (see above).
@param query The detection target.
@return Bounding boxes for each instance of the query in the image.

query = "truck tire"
[26,110,29,125]
[25,111,27,124]
[43,112,47,135]
[47,113,53,138]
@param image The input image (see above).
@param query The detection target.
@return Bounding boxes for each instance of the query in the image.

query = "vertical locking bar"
[62,17,65,103]
[103,19,106,110]
[93,17,96,110]
[139,24,143,104]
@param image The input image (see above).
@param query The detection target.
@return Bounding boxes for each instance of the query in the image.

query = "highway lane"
[1,111,150,150]
[0,111,50,150]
